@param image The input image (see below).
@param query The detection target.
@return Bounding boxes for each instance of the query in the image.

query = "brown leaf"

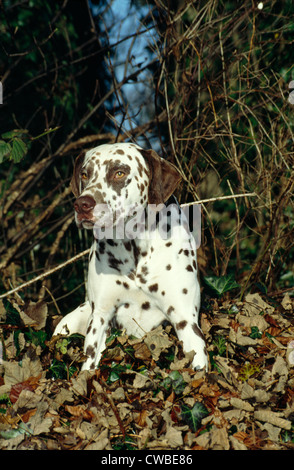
[170,404,181,423]
[281,293,292,311]
[137,409,148,427]
[190,378,204,389]
[164,426,183,448]
[133,342,152,361]
[244,293,274,316]
[199,382,220,398]
[21,408,37,423]
[144,326,173,361]
[254,410,291,430]
[21,301,48,330]
[65,405,94,421]
[230,320,240,332]
[264,314,279,328]
[266,326,281,337]
[232,431,248,443]
[1,355,44,393]
[166,390,175,403]
[9,374,41,403]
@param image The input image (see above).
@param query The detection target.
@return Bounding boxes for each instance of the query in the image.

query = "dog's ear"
[70,152,85,198]
[140,149,182,205]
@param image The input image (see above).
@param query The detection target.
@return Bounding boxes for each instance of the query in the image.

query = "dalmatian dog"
[54,143,207,371]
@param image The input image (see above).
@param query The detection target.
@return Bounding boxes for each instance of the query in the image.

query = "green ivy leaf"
[0,422,31,440]
[0,140,11,163]
[161,370,187,395]
[11,138,28,163]
[1,129,29,139]
[2,299,21,326]
[250,326,262,339]
[106,328,122,344]
[48,358,77,380]
[181,402,209,432]
[109,370,120,383]
[203,274,240,297]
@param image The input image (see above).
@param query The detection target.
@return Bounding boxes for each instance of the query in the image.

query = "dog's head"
[71,143,181,231]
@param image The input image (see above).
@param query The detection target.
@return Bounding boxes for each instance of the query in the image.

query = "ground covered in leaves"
[0,291,294,450]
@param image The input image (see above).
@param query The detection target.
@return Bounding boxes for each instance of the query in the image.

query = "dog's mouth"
[75,212,95,228]
[75,202,143,232]
[80,219,95,228]
[75,209,114,230]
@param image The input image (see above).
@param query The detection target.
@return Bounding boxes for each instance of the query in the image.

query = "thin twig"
[0,248,90,300]
[0,186,73,270]
[101,378,126,438]
[41,285,61,315]
[180,192,257,208]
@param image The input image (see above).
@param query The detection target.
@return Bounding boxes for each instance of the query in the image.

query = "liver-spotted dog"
[54,143,207,371]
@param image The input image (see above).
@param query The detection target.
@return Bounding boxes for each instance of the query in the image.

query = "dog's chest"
[95,238,146,272]
[87,237,154,289]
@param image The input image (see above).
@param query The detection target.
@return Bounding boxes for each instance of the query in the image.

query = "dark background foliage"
[0,0,293,320]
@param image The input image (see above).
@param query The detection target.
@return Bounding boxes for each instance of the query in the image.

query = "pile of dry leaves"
[0,291,294,450]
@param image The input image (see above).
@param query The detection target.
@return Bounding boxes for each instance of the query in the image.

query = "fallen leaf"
[210,425,230,450]
[10,375,41,403]
[244,293,274,316]
[132,372,153,389]
[281,293,292,311]
[254,410,291,430]
[21,408,37,423]
[0,354,44,395]
[264,314,280,328]
[232,431,248,443]
[133,342,152,361]
[166,390,175,403]
[1,287,294,450]
[137,409,148,427]
[230,397,254,412]
[144,326,173,361]
[21,301,48,330]
[236,313,269,332]
[65,405,95,421]
[164,426,183,448]
[181,402,209,432]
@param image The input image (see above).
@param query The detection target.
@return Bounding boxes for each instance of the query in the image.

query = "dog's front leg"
[81,306,114,371]
[175,321,208,370]
[53,301,92,337]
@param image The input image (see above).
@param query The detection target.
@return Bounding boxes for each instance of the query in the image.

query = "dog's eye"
[81,171,88,180]
[114,170,125,179]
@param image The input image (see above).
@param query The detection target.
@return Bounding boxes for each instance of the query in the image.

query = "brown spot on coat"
[192,322,206,341]
[167,306,175,316]
[86,345,95,359]
[142,302,150,310]
[176,320,187,330]
[148,283,158,292]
